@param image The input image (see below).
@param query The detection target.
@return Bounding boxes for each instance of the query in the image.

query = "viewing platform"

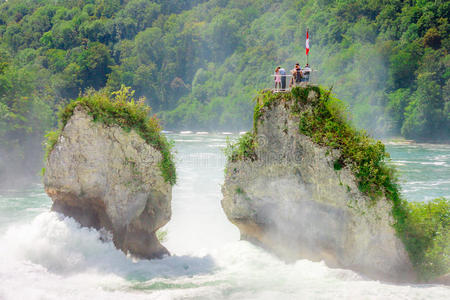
[271,68,316,93]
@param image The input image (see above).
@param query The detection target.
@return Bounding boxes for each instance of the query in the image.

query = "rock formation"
[44,105,172,259]
[222,88,415,282]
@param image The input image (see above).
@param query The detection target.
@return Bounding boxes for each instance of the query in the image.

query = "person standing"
[279,67,286,91]
[274,67,281,91]
[294,63,302,85]
[303,63,311,83]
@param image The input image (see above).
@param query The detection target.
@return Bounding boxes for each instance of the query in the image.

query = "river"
[0,134,449,299]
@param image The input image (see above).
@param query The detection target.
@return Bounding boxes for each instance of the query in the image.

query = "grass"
[226,86,449,281]
[43,86,176,185]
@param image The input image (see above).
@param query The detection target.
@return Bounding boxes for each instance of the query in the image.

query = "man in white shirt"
[302,64,312,82]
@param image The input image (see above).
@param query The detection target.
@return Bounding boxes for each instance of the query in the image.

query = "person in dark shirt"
[279,67,286,91]
[294,63,302,85]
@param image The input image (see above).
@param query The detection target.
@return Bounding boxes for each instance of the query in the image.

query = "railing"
[271,70,316,92]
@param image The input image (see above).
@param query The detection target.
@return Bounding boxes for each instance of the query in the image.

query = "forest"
[0,0,449,180]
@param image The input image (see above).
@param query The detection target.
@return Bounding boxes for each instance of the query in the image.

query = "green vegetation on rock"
[156,228,168,243]
[401,197,449,281]
[44,86,176,185]
[226,86,449,281]
[224,132,257,162]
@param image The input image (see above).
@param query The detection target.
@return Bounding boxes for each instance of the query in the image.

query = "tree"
[122,0,160,31]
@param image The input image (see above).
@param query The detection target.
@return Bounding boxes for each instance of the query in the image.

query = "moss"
[156,228,168,243]
[228,86,449,281]
[44,86,176,185]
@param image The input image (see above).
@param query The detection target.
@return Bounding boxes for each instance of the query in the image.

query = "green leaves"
[400,198,450,280]
[43,129,61,162]
[225,132,257,162]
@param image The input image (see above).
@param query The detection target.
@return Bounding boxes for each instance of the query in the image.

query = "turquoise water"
[0,184,51,232]
[0,135,448,299]
[386,142,450,202]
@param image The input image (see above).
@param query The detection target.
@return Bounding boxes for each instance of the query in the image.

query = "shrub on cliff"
[401,197,449,281]
[44,86,176,185]
[224,132,257,162]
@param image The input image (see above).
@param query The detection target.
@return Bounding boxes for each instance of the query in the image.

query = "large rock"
[222,90,415,282]
[44,106,171,259]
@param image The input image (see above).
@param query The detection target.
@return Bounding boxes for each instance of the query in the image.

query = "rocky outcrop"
[221,89,415,282]
[44,106,171,259]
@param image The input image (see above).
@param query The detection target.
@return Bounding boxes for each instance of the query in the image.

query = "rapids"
[0,134,449,299]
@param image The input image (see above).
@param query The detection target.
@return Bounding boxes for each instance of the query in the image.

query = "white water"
[0,134,449,299]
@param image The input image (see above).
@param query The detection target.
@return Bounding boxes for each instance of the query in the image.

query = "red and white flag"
[305,30,310,55]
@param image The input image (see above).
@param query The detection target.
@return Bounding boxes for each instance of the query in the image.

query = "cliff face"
[44,106,171,259]
[221,88,415,282]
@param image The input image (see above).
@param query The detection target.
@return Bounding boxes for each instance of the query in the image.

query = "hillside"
[0,0,449,181]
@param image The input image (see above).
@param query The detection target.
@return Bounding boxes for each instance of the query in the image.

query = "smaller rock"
[44,101,173,259]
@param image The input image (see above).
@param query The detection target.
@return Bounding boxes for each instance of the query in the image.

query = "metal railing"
[271,70,315,92]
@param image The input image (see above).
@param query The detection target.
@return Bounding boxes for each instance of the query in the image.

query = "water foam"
[1,136,449,299]
[1,211,448,300]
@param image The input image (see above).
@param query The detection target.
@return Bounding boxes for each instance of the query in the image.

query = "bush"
[44,85,176,185]
[224,132,257,162]
[400,198,449,281]
[43,129,61,161]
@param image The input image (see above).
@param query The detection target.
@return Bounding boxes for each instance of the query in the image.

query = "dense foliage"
[402,197,449,281]
[0,0,448,179]
[226,86,449,280]
[224,132,257,162]
[44,86,176,185]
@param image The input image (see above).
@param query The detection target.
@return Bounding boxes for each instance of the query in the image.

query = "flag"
[306,30,310,55]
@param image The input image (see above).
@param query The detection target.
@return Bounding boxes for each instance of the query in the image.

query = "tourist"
[289,64,298,87]
[294,63,302,85]
[303,63,311,83]
[274,67,281,91]
[279,67,286,91]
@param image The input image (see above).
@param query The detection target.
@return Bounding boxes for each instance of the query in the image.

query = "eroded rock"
[44,106,171,259]
[222,89,415,282]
